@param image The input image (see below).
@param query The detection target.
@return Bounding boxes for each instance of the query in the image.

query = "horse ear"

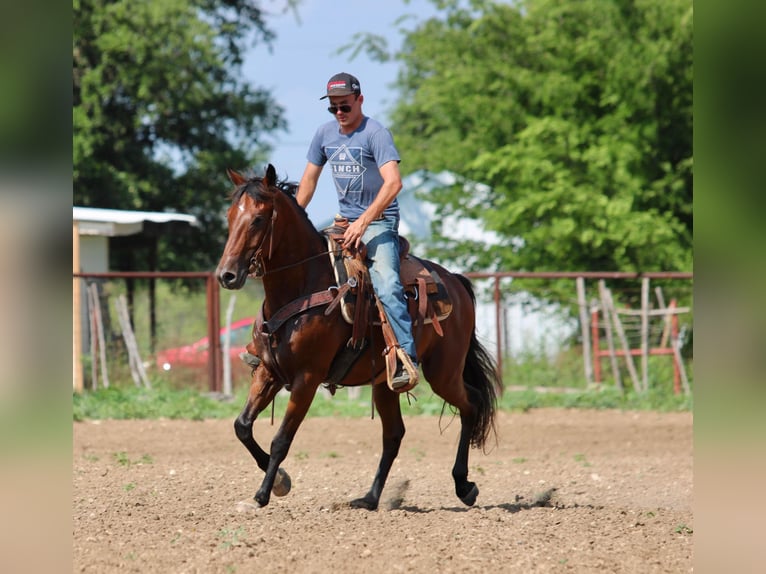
[227,168,246,186]
[265,164,277,187]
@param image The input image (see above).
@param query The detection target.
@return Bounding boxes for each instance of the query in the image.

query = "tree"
[73,0,295,270]
[386,0,692,275]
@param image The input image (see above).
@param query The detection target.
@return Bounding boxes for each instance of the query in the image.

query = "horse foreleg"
[452,411,479,506]
[234,366,284,478]
[350,384,405,511]
[253,380,317,507]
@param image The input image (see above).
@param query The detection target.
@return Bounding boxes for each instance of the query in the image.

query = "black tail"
[456,274,503,450]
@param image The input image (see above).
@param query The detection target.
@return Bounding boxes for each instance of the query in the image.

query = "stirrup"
[386,347,418,393]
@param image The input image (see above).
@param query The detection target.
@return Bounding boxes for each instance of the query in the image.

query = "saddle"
[322,220,453,349]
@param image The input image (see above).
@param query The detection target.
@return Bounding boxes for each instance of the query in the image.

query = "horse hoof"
[349,496,378,511]
[254,491,270,507]
[459,483,479,506]
[272,468,292,497]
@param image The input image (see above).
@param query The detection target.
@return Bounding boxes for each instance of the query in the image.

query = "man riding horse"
[293,72,418,391]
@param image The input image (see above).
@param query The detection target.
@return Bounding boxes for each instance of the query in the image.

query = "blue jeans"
[358,217,417,362]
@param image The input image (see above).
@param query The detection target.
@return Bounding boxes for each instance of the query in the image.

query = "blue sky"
[242,0,439,224]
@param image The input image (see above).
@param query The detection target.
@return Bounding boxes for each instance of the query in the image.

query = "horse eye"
[251,215,264,228]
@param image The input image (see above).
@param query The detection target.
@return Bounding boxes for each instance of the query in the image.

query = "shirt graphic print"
[327,145,366,197]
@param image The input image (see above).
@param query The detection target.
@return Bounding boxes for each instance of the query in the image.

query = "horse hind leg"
[350,383,405,511]
[423,360,493,507]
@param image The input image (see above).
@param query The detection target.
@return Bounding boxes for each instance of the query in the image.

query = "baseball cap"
[319,73,361,100]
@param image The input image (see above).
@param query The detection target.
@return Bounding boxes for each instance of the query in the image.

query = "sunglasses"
[327,104,353,115]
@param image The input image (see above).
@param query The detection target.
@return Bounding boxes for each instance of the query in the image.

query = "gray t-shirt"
[306,116,401,220]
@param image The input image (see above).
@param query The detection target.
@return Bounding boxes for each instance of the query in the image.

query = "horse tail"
[456,274,503,450]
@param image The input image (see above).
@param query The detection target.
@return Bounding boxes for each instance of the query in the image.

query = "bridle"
[247,203,278,278]
[246,198,332,278]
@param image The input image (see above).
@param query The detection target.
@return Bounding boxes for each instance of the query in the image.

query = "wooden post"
[576,277,594,386]
[598,280,623,391]
[88,284,98,390]
[115,295,151,388]
[73,223,84,392]
[655,287,672,348]
[604,285,642,393]
[640,277,650,392]
[494,276,503,384]
[222,294,236,397]
[91,282,109,389]
[669,301,691,395]
[591,308,602,384]
[206,273,223,393]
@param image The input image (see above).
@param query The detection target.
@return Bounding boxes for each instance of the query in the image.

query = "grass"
[73,373,691,421]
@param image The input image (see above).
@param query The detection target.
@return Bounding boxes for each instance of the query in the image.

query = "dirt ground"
[73,408,693,573]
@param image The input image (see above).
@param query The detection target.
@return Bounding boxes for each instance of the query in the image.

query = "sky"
[242,0,439,224]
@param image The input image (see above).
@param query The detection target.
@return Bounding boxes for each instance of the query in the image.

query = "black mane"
[230,173,297,202]
[230,171,320,236]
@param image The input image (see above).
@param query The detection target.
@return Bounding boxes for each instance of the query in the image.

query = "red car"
[156,316,257,372]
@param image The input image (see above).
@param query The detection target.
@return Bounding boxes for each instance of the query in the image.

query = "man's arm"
[344,160,403,248]
[296,162,323,208]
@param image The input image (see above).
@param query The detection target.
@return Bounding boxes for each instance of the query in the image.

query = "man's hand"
[343,217,369,249]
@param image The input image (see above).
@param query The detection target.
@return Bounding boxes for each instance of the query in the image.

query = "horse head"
[216,164,280,289]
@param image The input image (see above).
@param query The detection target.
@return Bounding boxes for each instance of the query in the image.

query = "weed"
[675,524,693,535]
[217,526,245,550]
[512,457,527,464]
[573,453,591,467]
[124,483,135,491]
[114,451,131,466]
[113,451,154,467]
[409,447,426,462]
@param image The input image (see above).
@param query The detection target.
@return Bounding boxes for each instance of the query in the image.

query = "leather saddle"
[322,222,453,345]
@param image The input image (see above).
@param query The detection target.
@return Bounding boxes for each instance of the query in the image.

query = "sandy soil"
[73,408,692,573]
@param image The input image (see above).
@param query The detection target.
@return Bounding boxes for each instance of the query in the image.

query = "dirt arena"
[73,409,692,573]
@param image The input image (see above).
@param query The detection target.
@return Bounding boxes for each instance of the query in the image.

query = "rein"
[255,249,333,277]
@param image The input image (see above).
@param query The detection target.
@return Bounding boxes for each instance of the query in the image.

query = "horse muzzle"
[216,262,248,290]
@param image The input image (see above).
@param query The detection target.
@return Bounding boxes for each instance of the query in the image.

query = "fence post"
[576,277,593,386]
[73,223,84,392]
[206,273,223,393]
[493,276,503,383]
[641,277,650,392]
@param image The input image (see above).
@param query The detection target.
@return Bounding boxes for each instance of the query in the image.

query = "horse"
[215,164,502,510]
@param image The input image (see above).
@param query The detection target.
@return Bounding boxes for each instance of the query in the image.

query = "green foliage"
[73,0,292,271]
[386,0,692,277]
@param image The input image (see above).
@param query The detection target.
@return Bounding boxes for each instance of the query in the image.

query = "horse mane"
[230,171,323,241]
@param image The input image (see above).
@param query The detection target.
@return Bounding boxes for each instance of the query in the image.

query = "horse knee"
[234,414,252,443]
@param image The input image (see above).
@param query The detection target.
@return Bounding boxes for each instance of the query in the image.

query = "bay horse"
[216,164,501,510]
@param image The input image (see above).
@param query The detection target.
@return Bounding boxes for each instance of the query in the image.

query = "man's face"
[327,94,362,129]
